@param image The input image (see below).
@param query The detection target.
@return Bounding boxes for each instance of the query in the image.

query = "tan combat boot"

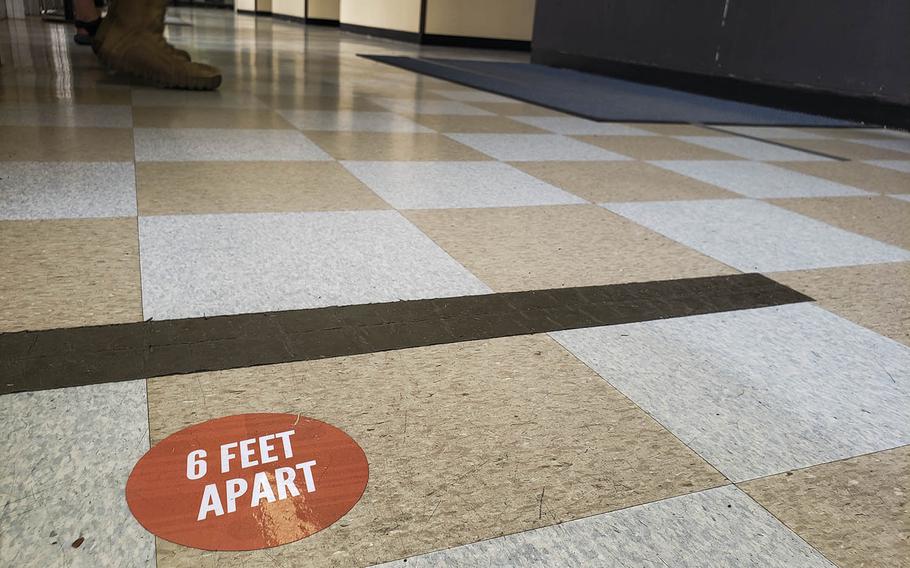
[93,0,221,90]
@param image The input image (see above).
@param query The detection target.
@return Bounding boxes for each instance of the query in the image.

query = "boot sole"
[96,47,220,91]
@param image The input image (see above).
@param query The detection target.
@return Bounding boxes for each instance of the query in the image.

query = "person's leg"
[73,0,101,45]
[93,0,220,90]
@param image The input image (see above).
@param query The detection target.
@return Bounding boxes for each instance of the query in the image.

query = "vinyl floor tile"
[342,161,584,209]
[652,160,871,198]
[377,486,833,568]
[0,218,142,332]
[467,101,567,116]
[277,110,431,132]
[742,446,910,568]
[0,381,154,568]
[412,114,548,133]
[578,135,741,160]
[0,103,132,128]
[0,162,136,220]
[146,335,725,567]
[866,160,910,174]
[846,137,910,154]
[513,161,739,202]
[552,303,910,481]
[404,205,735,292]
[0,86,131,105]
[768,262,910,346]
[678,136,832,161]
[511,116,657,135]
[712,126,827,139]
[637,123,730,136]
[370,97,492,116]
[136,161,388,215]
[604,199,910,272]
[798,127,908,140]
[0,126,134,161]
[777,161,910,194]
[138,210,490,320]
[445,133,629,161]
[769,195,910,249]
[133,128,331,161]
[304,132,491,161]
[771,139,910,160]
[431,88,514,102]
[132,106,293,129]
[254,93,385,111]
[131,87,267,108]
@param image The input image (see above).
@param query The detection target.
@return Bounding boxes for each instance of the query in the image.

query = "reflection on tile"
[255,93,385,110]
[679,136,831,161]
[769,262,910,346]
[277,110,431,132]
[0,126,134,161]
[0,86,131,105]
[371,98,492,115]
[511,116,656,135]
[865,160,910,174]
[342,161,584,209]
[513,161,738,202]
[846,137,910,154]
[133,128,331,161]
[131,87,266,108]
[0,103,132,128]
[377,486,833,568]
[712,126,827,139]
[604,199,910,272]
[139,210,490,319]
[305,132,491,160]
[742,446,910,568]
[147,335,725,567]
[0,218,142,332]
[467,101,565,116]
[892,194,910,203]
[771,139,910,160]
[578,136,741,160]
[652,161,871,198]
[638,123,729,136]
[769,195,910,249]
[413,114,547,133]
[0,381,154,567]
[405,205,734,292]
[553,303,910,481]
[431,89,513,102]
[777,161,910,194]
[446,133,629,161]
[132,106,293,129]
[137,161,388,215]
[0,162,136,220]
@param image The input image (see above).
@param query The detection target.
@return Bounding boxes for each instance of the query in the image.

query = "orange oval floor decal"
[126,413,369,551]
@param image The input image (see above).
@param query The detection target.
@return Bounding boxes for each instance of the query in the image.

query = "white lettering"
[275,430,295,459]
[220,442,238,474]
[186,449,207,480]
[225,478,248,513]
[250,471,277,507]
[239,438,258,469]
[295,460,317,493]
[197,484,224,521]
[274,467,300,500]
[258,434,278,464]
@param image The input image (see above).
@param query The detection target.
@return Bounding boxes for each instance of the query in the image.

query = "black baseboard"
[532,48,909,130]
[421,33,529,51]
[270,11,306,25]
[340,23,420,43]
[307,17,340,27]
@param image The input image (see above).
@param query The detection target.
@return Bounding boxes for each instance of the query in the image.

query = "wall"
[339,0,420,33]
[255,0,272,12]
[425,0,534,41]
[235,0,255,11]
[308,0,339,20]
[271,0,303,17]
[532,0,910,105]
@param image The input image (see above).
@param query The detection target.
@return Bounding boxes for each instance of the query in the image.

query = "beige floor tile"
[0,126,134,161]
[136,162,389,215]
[741,445,910,568]
[414,115,547,133]
[768,262,910,346]
[405,205,737,292]
[256,94,385,111]
[468,101,567,116]
[768,195,910,249]
[0,86,131,105]
[771,139,910,160]
[148,335,726,567]
[635,123,730,136]
[574,135,741,160]
[797,127,907,140]
[513,161,739,202]
[305,132,492,161]
[775,161,910,194]
[132,106,294,129]
[0,218,142,332]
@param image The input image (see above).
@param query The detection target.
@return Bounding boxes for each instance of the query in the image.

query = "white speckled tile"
[552,303,910,482]
[0,103,132,128]
[431,89,514,103]
[341,161,585,209]
[133,128,332,161]
[677,136,832,161]
[0,381,154,567]
[510,116,657,136]
[848,137,910,154]
[710,126,828,139]
[603,199,910,272]
[138,210,491,320]
[891,194,910,203]
[864,160,910,173]
[376,486,833,567]
[370,98,493,115]
[277,110,432,132]
[445,133,630,161]
[0,162,136,220]
[650,161,871,198]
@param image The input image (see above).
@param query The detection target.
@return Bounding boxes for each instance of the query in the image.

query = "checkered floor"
[1,8,909,568]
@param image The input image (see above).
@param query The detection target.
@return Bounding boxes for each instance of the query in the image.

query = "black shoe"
[74,18,103,46]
